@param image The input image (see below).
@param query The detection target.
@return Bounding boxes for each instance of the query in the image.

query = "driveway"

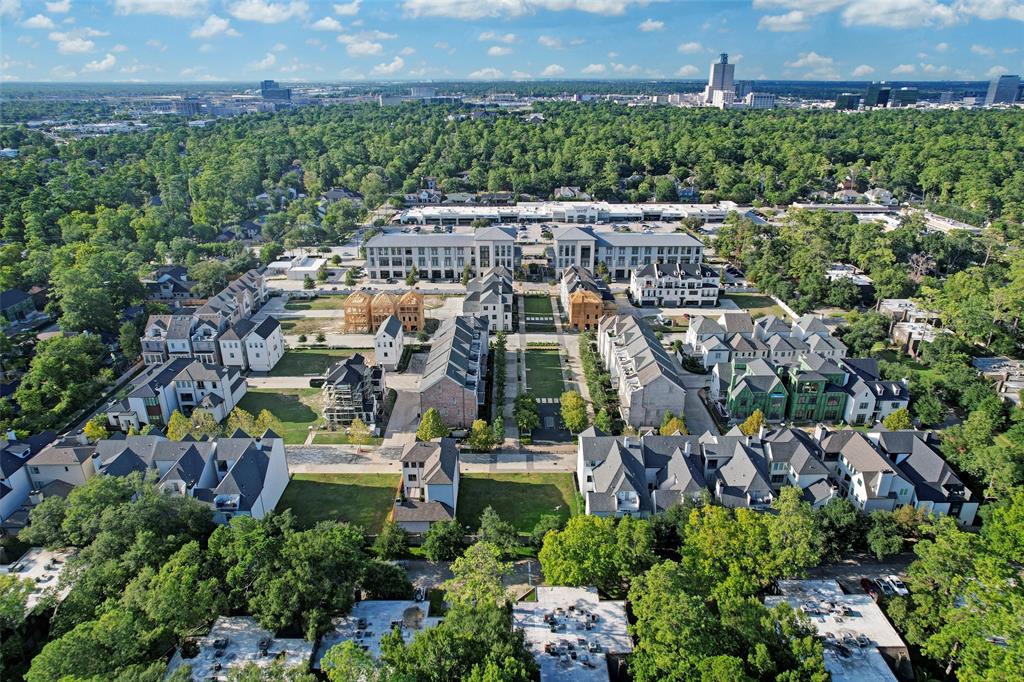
[679,370,719,435]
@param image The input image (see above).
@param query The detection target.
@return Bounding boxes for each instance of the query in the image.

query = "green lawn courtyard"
[523,296,553,315]
[524,349,566,399]
[236,388,321,444]
[277,473,399,532]
[268,348,371,377]
[284,296,347,311]
[722,293,787,320]
[523,295,556,332]
[456,473,580,533]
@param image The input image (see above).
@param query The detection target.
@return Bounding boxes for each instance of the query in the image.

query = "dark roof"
[377,315,403,338]
[220,319,256,341]
[0,288,32,309]
[400,438,459,484]
[250,317,280,339]
[392,499,454,523]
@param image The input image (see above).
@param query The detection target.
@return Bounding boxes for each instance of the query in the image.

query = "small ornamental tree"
[560,391,588,434]
[416,408,450,441]
[739,409,766,437]
[422,519,464,562]
[882,407,913,431]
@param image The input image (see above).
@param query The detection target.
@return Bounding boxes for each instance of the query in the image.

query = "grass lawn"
[277,473,399,532]
[312,431,384,446]
[236,388,321,444]
[723,293,787,320]
[279,318,334,336]
[284,296,347,311]
[268,348,371,377]
[525,349,565,399]
[456,473,580,533]
[875,349,942,382]
[523,295,553,315]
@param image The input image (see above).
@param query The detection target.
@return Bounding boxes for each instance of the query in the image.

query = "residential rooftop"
[166,616,313,681]
[0,547,75,612]
[312,600,442,666]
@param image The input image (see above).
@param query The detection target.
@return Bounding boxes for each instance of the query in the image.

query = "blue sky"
[1,0,1022,82]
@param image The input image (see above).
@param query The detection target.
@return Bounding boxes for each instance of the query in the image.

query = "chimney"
[684,440,691,456]
[28,489,43,505]
[757,424,766,440]
[5,429,16,441]
[75,430,89,445]
[90,452,102,475]
[813,423,828,443]
[745,435,751,446]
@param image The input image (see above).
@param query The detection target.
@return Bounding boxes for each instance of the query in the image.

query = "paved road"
[679,370,720,436]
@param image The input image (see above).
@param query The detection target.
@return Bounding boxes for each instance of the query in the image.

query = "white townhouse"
[393,438,461,533]
[374,315,404,371]
[629,261,721,307]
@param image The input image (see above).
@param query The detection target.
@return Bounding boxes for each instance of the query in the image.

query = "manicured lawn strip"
[312,431,384,445]
[456,473,578,533]
[236,388,320,444]
[722,293,787,319]
[278,473,399,533]
[278,318,333,336]
[268,348,371,377]
[525,349,566,399]
[284,295,348,311]
[523,296,553,315]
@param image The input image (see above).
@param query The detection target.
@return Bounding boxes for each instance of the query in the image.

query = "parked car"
[885,575,909,596]
[876,578,896,598]
[860,578,880,601]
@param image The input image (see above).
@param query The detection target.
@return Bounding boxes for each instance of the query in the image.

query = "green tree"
[321,641,382,682]
[83,414,110,442]
[0,574,33,628]
[442,541,511,610]
[467,419,497,452]
[529,514,563,549]
[119,320,142,360]
[816,497,866,562]
[422,519,464,562]
[416,408,450,441]
[768,487,824,579]
[405,265,419,286]
[372,521,409,560]
[362,559,414,600]
[866,511,905,560]
[513,393,540,435]
[594,407,614,433]
[187,259,232,297]
[348,417,372,445]
[344,267,356,286]
[882,407,913,431]
[659,411,687,436]
[260,242,284,265]
[302,274,314,290]
[166,410,191,440]
[539,516,619,594]
[477,506,518,558]
[461,263,473,286]
[912,393,945,427]
[559,390,588,434]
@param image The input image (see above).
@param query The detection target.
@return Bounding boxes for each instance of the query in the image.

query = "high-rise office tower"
[260,79,292,101]
[704,53,735,104]
[985,74,1021,105]
[863,82,891,108]
[888,87,918,108]
[834,93,860,110]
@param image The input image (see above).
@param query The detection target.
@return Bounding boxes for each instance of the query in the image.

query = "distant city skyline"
[1,0,1022,83]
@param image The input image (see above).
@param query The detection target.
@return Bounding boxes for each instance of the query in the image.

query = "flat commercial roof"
[0,548,75,611]
[512,586,633,682]
[166,616,313,681]
[312,600,442,667]
[765,580,906,682]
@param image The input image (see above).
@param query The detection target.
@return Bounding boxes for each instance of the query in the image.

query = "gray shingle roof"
[377,315,402,339]
[420,315,488,393]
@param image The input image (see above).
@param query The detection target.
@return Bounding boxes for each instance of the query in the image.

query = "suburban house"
[840,358,910,425]
[815,427,915,512]
[393,438,460,532]
[0,288,36,326]
[559,265,613,331]
[342,289,425,333]
[596,315,687,428]
[0,431,56,528]
[628,261,720,307]
[105,358,247,431]
[242,318,284,372]
[91,431,289,523]
[419,315,489,429]
[320,354,385,433]
[462,266,514,332]
[25,435,97,491]
[552,186,593,200]
[374,315,404,371]
[686,312,848,370]
[722,358,789,422]
[142,265,198,302]
[785,355,850,423]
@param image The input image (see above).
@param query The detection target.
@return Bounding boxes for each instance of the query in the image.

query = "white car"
[885,575,909,596]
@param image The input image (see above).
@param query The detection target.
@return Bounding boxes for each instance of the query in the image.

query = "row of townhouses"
[141,268,285,373]
[628,260,721,307]
[2,430,289,530]
[461,267,515,332]
[341,289,425,334]
[595,315,688,428]
[419,315,490,429]
[577,424,978,524]
[105,358,248,432]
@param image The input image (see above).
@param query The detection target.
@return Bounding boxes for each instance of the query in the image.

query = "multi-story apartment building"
[628,261,720,307]
[596,315,687,428]
[321,354,385,432]
[364,227,517,282]
[396,201,736,226]
[462,267,514,332]
[552,227,707,281]
[419,315,489,429]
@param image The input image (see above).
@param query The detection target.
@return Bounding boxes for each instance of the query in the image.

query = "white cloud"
[198,43,214,52]
[23,14,56,29]
[538,35,562,48]
[272,42,287,51]
[404,0,652,20]
[434,40,455,54]
[758,10,810,31]
[1003,47,1019,54]
[399,46,415,55]
[180,66,205,77]
[569,37,585,45]
[751,0,845,12]
[637,18,663,31]
[468,67,504,78]
[934,41,948,52]
[83,52,116,72]
[338,35,383,56]
[120,62,150,73]
[146,38,167,51]
[304,38,320,46]
[957,0,1024,21]
[611,62,640,74]
[17,35,36,44]
[921,62,950,75]
[891,63,916,74]
[842,0,957,29]
[250,52,276,69]
[228,0,308,24]
[311,15,343,30]
[51,64,77,78]
[785,51,838,78]
[54,35,94,53]
[676,64,699,76]
[333,0,360,15]
[487,45,512,56]
[478,31,516,43]
[607,51,617,58]
[582,63,606,74]
[986,65,1010,77]
[114,0,207,17]
[191,14,240,38]
[370,55,404,75]
[511,70,530,78]
[677,41,702,53]
[110,44,128,52]
[363,29,396,39]
[970,44,995,56]
[851,63,874,76]
[541,63,564,76]
[45,0,71,12]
